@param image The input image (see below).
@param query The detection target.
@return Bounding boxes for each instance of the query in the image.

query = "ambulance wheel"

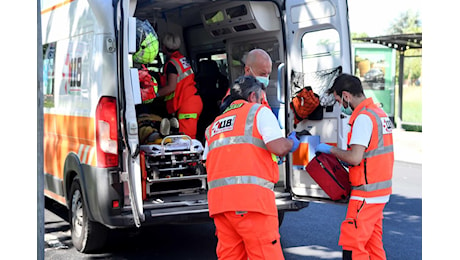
[69,177,108,253]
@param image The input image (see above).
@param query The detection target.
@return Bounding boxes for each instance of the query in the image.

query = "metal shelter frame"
[353,33,422,127]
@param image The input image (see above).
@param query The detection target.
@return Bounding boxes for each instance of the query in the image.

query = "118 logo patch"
[381,117,393,134]
[211,116,236,136]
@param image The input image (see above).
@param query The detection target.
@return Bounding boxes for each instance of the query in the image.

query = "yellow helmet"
[133,19,159,64]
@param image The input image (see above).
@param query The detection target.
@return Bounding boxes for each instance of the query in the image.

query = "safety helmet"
[133,19,159,64]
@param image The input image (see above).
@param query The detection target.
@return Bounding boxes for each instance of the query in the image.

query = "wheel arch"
[63,152,95,221]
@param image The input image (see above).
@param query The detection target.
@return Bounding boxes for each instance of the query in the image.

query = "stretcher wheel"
[195,164,206,175]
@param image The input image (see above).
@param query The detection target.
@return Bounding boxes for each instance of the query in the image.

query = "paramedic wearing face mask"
[220,49,272,112]
[204,75,300,260]
[244,48,271,102]
[157,32,203,139]
[316,74,394,260]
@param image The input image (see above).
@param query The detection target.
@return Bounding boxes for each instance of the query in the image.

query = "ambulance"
[41,0,352,252]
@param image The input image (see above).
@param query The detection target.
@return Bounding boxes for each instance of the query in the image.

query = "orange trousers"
[177,94,202,139]
[339,199,387,260]
[213,211,284,260]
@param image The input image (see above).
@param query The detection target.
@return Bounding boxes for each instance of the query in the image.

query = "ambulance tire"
[69,177,108,253]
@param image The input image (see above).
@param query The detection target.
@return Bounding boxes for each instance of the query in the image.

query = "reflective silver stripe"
[368,109,384,148]
[245,104,260,136]
[208,104,267,152]
[349,195,390,203]
[208,176,275,190]
[169,59,193,82]
[205,125,211,141]
[365,145,394,157]
[352,179,392,192]
[209,136,266,151]
[363,109,393,158]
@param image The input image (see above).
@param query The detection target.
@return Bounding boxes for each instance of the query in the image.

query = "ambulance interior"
[132,0,285,135]
[130,0,348,203]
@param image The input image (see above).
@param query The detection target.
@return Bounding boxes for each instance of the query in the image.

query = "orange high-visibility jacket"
[205,100,279,217]
[348,98,394,199]
[162,51,197,114]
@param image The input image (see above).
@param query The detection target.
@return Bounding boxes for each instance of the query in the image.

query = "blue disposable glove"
[277,156,284,165]
[287,132,300,152]
[316,143,333,154]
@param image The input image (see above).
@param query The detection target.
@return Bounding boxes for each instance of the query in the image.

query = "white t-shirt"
[348,114,390,204]
[202,106,283,160]
[349,114,372,147]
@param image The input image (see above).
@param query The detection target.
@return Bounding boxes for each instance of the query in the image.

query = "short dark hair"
[230,75,263,101]
[328,73,364,97]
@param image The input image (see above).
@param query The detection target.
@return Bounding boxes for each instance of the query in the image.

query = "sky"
[347,0,422,36]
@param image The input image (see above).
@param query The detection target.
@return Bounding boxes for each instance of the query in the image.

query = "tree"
[386,10,422,35]
[387,10,422,85]
[351,32,369,43]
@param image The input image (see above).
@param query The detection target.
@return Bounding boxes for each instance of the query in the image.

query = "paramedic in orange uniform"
[157,32,203,139]
[203,75,300,260]
[316,74,394,260]
[220,49,272,112]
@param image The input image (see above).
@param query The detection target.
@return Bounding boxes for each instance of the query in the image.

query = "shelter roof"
[353,33,422,51]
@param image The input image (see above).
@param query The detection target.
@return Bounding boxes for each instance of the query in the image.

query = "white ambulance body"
[42,0,351,252]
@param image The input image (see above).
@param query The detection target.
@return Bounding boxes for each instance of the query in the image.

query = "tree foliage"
[387,10,422,84]
[386,10,422,34]
[351,32,369,43]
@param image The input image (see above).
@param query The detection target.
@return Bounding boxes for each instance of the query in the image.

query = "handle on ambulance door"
[277,63,285,104]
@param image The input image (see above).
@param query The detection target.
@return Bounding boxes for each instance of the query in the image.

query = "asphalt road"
[281,161,422,259]
[44,161,421,259]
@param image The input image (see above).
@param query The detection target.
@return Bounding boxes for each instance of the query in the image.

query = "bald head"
[244,49,272,79]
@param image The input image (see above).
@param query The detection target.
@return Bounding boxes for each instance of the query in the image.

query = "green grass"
[395,84,422,131]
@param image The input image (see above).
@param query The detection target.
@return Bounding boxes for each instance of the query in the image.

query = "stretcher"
[140,135,206,195]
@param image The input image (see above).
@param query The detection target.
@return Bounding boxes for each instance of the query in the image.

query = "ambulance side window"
[300,29,341,104]
[43,42,57,108]
[301,29,341,73]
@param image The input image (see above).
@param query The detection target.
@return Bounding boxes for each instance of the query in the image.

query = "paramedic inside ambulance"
[220,48,272,112]
[156,32,203,139]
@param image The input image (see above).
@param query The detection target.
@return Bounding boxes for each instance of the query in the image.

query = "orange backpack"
[290,86,320,124]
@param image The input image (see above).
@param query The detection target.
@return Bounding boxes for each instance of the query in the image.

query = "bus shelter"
[353,33,422,128]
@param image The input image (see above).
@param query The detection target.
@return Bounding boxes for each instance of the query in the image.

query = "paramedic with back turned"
[157,32,203,139]
[204,75,300,260]
[316,74,394,260]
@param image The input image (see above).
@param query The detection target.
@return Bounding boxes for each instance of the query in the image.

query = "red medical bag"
[305,153,351,201]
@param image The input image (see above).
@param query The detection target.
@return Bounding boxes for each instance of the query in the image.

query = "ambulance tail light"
[96,97,118,168]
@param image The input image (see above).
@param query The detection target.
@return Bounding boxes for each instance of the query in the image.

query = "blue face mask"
[341,106,353,116]
[256,76,269,87]
[249,67,270,87]
[341,96,353,116]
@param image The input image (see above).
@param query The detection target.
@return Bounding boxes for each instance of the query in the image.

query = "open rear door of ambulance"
[284,0,352,203]
[116,0,144,226]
